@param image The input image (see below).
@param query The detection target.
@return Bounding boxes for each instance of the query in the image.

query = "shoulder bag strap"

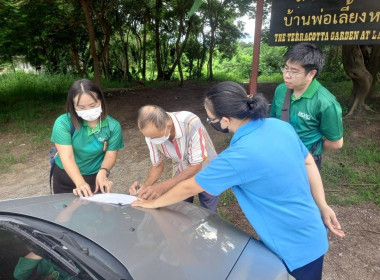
[280,88,292,122]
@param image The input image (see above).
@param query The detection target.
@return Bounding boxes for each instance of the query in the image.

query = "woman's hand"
[320,205,345,238]
[132,197,157,209]
[95,171,113,194]
[73,183,93,197]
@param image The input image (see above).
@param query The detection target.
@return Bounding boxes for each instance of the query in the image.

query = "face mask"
[150,127,170,145]
[210,120,229,133]
[76,105,102,121]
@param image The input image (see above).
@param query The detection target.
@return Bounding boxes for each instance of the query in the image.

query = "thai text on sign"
[269,0,380,45]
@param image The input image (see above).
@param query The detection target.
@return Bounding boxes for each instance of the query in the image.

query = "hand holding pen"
[135,176,141,197]
[129,176,142,196]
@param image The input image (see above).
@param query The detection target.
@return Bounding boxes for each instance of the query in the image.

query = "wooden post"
[249,0,264,96]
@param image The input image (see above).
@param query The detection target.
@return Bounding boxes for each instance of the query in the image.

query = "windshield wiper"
[1,221,81,275]
[32,230,124,280]
[2,220,125,280]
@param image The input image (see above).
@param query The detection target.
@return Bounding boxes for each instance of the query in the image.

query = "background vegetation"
[0,0,378,208]
[1,70,379,208]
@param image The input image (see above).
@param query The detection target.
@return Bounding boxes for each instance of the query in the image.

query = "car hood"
[0,194,251,280]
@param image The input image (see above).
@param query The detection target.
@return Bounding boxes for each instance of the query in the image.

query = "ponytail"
[205,81,268,121]
[246,94,269,120]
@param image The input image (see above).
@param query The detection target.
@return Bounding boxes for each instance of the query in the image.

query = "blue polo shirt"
[195,118,328,271]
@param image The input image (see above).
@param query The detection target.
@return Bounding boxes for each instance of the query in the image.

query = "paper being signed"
[80,193,137,205]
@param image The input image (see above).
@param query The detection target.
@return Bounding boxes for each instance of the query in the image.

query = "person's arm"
[132,176,204,208]
[95,150,118,194]
[137,163,202,200]
[323,137,343,151]
[129,161,165,195]
[24,252,42,260]
[55,198,89,222]
[55,143,93,197]
[305,153,345,238]
[319,99,344,151]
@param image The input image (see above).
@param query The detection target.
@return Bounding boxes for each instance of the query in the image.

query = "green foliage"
[0,72,74,131]
[183,37,205,79]
[258,43,287,76]
[320,80,352,115]
[211,42,287,82]
[0,0,84,73]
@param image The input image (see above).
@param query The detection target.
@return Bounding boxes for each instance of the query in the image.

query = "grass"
[322,136,380,205]
[1,71,379,207]
[0,140,27,173]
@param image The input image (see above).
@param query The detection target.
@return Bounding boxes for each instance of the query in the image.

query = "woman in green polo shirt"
[51,79,124,197]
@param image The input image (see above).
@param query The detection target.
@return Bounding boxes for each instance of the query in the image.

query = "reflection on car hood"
[0,194,250,280]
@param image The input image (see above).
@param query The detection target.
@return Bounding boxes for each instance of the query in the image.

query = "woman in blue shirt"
[133,81,344,279]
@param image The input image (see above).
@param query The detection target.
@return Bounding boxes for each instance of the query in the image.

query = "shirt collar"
[230,119,264,145]
[291,79,320,100]
[84,118,109,135]
[167,112,183,139]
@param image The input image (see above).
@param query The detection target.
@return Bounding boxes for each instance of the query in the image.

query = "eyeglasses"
[280,67,304,78]
[206,117,219,123]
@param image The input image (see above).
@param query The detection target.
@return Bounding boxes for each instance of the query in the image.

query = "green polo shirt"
[270,79,343,155]
[51,113,124,175]
[14,257,72,280]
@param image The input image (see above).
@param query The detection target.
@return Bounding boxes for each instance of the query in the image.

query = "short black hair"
[285,42,325,77]
[205,81,268,121]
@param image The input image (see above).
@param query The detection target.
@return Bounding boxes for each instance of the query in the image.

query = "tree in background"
[201,0,252,80]
[79,0,115,86]
[342,45,380,116]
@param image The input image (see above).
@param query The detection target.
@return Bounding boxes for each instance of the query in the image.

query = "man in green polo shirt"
[270,42,343,169]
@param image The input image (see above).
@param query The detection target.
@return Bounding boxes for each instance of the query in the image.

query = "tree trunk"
[166,3,193,84]
[70,45,84,76]
[197,29,207,79]
[155,0,164,80]
[80,0,101,86]
[116,9,130,81]
[365,45,380,97]
[342,45,373,116]
[142,13,148,81]
[102,50,110,80]
[208,25,216,81]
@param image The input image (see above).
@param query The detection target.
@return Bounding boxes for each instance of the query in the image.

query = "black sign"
[269,0,380,45]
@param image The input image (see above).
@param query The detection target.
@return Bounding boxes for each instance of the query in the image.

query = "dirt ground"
[0,81,379,279]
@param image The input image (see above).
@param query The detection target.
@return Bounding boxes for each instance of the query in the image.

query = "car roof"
[0,194,252,280]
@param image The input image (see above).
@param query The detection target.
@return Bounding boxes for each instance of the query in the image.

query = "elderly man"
[129,105,219,212]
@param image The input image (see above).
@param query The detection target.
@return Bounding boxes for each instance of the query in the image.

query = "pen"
[136,176,141,197]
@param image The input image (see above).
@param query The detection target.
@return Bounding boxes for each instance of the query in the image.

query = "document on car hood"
[80,193,137,205]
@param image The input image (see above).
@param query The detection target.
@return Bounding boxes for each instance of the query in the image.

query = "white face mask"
[149,127,170,145]
[76,105,102,121]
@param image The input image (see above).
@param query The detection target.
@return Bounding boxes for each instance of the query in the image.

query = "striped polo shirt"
[145,111,217,177]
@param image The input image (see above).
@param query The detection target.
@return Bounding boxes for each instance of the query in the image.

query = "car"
[0,193,292,280]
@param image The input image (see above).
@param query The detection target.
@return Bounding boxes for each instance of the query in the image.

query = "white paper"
[80,193,137,205]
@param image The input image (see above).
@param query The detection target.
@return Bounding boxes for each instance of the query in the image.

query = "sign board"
[269,0,380,45]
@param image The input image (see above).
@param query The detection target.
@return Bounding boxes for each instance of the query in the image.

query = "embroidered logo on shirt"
[297,111,311,120]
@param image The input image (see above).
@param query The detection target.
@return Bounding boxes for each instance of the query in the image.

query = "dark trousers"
[184,192,219,212]
[53,166,97,194]
[285,255,324,280]
[313,155,322,171]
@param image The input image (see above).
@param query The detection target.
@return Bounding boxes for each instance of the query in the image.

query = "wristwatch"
[99,167,110,177]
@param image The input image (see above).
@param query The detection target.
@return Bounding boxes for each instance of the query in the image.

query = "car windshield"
[0,217,130,280]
